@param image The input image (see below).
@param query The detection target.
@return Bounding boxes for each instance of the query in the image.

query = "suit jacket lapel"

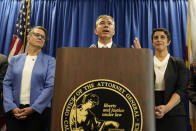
[164,57,172,94]
[95,43,98,48]
[111,43,118,48]
[17,54,26,83]
[30,51,43,104]
[15,54,26,105]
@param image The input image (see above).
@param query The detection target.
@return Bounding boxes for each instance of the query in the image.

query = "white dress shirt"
[154,54,170,91]
[98,41,113,48]
[20,55,37,104]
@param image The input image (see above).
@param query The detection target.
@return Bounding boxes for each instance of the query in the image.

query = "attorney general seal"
[61,79,143,131]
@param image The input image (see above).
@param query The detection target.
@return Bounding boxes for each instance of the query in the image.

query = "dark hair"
[82,93,99,106]
[151,28,171,42]
[95,14,115,29]
[28,26,48,42]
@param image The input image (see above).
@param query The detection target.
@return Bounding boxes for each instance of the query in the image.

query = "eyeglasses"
[31,32,45,40]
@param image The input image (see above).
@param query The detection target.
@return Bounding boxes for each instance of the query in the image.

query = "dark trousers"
[156,116,187,131]
[155,91,187,131]
[5,107,51,131]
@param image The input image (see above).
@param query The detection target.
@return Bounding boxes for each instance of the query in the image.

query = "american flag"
[8,0,31,62]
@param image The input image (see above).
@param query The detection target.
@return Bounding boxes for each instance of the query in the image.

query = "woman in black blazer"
[152,28,187,131]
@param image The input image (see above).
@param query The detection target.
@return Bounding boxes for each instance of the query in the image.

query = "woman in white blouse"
[3,26,56,131]
[152,28,188,131]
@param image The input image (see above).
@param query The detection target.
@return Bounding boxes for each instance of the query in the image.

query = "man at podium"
[89,15,141,48]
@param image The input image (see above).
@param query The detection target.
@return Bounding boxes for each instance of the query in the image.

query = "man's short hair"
[95,14,115,29]
[151,28,171,42]
[28,26,48,42]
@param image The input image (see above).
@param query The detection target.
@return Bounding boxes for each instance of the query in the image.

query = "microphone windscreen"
[89,44,97,48]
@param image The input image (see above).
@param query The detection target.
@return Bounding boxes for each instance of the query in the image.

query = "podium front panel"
[51,48,155,131]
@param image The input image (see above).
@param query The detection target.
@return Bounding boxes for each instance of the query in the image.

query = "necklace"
[27,55,37,62]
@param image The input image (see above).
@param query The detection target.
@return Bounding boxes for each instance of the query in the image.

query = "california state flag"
[186,0,196,65]
[186,0,196,130]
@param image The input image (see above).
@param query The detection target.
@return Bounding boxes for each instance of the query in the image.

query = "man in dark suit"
[0,54,8,130]
[186,62,196,105]
[90,15,141,48]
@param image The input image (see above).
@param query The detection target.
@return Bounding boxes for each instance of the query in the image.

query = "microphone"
[89,44,97,48]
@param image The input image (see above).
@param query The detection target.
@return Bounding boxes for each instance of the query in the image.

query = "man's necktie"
[102,45,108,48]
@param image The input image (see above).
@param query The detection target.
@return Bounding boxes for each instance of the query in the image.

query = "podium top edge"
[57,47,153,52]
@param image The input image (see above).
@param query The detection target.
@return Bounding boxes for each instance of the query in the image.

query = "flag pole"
[22,0,31,53]
[186,14,191,68]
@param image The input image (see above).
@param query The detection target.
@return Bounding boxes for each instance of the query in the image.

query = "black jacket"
[155,56,188,116]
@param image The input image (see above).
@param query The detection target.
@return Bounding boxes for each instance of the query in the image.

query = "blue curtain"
[0,0,191,130]
[0,0,188,59]
[0,0,21,54]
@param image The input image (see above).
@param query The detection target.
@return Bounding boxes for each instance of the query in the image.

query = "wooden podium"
[51,47,155,131]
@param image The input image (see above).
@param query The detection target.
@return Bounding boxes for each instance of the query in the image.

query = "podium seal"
[61,79,143,131]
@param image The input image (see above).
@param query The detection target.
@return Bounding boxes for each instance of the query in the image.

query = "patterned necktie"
[102,45,108,48]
